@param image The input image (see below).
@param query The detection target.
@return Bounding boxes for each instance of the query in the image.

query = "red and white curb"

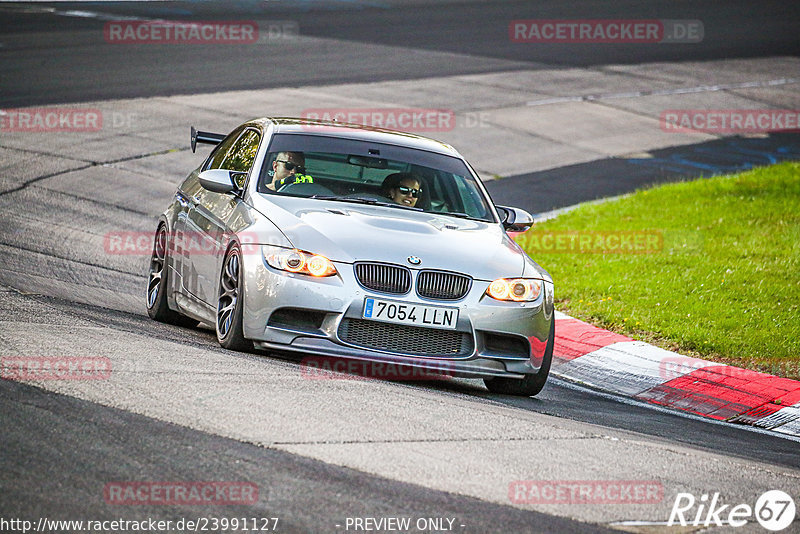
[550,311,800,437]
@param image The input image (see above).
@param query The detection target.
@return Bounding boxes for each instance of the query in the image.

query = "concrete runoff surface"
[1,56,797,183]
[1,54,800,531]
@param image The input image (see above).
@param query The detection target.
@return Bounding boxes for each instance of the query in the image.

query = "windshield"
[257,134,495,222]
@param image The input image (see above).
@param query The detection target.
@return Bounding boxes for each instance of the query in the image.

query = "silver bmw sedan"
[147,118,554,396]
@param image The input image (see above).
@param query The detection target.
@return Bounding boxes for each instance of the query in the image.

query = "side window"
[221,129,261,174]
[206,128,243,171]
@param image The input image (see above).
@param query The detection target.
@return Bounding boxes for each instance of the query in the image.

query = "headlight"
[486,278,542,302]
[263,247,337,277]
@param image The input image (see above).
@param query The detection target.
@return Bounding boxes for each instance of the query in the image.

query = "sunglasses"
[276,160,306,174]
[397,186,422,198]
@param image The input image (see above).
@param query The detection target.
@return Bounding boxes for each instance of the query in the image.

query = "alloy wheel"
[147,226,168,309]
[217,248,240,339]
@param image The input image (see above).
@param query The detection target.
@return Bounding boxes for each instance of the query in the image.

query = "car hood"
[249,195,536,280]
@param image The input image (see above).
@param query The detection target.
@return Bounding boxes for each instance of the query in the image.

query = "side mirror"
[198,169,246,194]
[497,205,534,233]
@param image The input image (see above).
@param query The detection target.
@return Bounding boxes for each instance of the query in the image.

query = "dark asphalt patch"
[484,132,800,214]
[0,378,613,534]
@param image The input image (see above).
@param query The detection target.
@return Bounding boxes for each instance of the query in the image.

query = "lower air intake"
[338,319,473,357]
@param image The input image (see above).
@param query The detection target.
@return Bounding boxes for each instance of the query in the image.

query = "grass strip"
[516,161,800,379]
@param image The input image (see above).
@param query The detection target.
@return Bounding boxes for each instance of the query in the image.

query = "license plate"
[362,298,458,330]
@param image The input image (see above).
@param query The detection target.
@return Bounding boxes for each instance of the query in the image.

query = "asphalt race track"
[3,0,799,106]
[1,2,799,533]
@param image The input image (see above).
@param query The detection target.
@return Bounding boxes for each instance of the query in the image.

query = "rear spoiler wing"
[190,126,225,153]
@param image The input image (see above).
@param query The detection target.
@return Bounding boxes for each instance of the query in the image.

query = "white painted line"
[610,520,748,527]
[20,5,166,24]
[527,78,799,107]
[532,193,630,222]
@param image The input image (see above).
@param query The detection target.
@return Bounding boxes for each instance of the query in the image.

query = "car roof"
[246,117,463,158]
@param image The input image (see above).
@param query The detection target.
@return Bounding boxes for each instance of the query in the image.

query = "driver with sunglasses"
[266,151,313,191]
[381,172,423,208]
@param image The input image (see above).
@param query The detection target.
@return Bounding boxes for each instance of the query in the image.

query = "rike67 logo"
[669,490,796,531]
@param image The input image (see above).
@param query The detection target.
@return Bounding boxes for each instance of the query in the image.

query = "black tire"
[147,224,196,327]
[484,320,554,397]
[216,243,253,352]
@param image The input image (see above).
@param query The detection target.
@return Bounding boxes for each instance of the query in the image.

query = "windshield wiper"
[440,212,489,222]
[312,196,423,211]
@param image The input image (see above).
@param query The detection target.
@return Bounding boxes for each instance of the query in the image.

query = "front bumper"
[241,250,554,379]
